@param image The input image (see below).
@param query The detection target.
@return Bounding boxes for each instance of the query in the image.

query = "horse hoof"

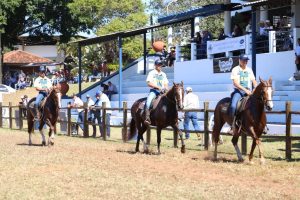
[181,146,186,154]
[238,158,244,163]
[42,141,46,146]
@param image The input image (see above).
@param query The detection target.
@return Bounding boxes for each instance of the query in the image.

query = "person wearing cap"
[85,94,95,122]
[69,94,84,135]
[33,65,53,120]
[183,87,200,139]
[92,91,112,137]
[230,55,257,131]
[144,59,169,125]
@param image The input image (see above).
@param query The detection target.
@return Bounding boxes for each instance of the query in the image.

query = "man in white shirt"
[34,65,53,120]
[230,55,257,131]
[183,87,200,139]
[85,94,95,122]
[70,94,84,135]
[144,59,169,125]
[93,91,112,137]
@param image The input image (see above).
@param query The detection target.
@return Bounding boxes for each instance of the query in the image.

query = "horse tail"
[127,118,137,141]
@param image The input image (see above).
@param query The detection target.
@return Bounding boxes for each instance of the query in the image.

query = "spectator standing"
[93,91,112,138]
[20,95,29,117]
[102,60,109,77]
[200,30,212,59]
[70,94,84,135]
[231,24,243,37]
[104,81,118,100]
[218,28,227,40]
[166,47,176,67]
[183,87,201,139]
[245,20,252,34]
[295,38,300,72]
[86,94,95,122]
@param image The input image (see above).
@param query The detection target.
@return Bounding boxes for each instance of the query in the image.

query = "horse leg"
[172,125,185,154]
[135,133,141,152]
[212,119,225,161]
[232,135,244,162]
[256,139,265,165]
[249,139,257,164]
[157,128,162,155]
[39,121,46,146]
[247,126,265,164]
[45,119,55,146]
[139,125,148,153]
[28,115,34,145]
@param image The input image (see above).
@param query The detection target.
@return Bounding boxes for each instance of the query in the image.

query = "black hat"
[39,65,46,72]
[239,54,249,61]
[154,59,163,66]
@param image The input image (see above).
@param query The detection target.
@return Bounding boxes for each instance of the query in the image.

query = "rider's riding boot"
[230,115,237,135]
[35,107,41,121]
[144,109,151,126]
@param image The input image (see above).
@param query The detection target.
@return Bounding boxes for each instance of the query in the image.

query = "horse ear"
[173,82,176,86]
[259,76,263,83]
[181,81,183,86]
[268,76,272,84]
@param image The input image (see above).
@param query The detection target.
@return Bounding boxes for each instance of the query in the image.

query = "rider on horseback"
[230,55,257,132]
[34,65,52,121]
[144,59,169,125]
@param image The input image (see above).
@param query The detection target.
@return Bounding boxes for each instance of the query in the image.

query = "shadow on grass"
[116,149,162,156]
[17,143,44,147]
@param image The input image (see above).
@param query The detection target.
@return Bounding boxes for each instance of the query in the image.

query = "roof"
[3,50,53,64]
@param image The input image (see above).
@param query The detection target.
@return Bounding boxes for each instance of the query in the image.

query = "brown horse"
[127,82,185,154]
[27,87,60,146]
[212,77,273,164]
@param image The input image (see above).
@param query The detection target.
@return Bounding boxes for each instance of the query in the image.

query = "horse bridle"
[165,86,183,108]
[259,84,273,105]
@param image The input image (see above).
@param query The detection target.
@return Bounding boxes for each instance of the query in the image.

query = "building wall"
[175,51,295,84]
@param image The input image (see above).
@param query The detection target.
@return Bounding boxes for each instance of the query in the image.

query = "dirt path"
[0,129,299,200]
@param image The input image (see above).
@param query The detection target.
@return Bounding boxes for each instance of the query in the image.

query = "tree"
[1,0,93,47]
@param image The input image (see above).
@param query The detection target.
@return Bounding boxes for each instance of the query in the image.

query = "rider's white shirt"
[146,69,169,88]
[231,65,255,89]
[34,76,52,89]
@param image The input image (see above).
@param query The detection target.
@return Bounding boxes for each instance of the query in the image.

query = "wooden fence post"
[67,106,71,136]
[173,128,178,148]
[102,102,107,141]
[204,102,209,150]
[9,102,12,129]
[0,102,3,128]
[83,103,89,138]
[285,101,292,160]
[122,102,127,142]
[18,104,23,130]
[146,128,151,145]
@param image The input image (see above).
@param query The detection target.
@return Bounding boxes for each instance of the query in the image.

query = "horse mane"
[42,88,59,112]
[251,81,264,98]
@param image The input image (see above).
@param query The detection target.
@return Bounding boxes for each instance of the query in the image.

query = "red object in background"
[152,41,165,52]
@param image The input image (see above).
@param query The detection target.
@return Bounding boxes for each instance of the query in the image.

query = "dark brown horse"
[127,82,185,154]
[27,87,60,146]
[212,77,273,164]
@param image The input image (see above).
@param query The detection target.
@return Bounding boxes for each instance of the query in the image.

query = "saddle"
[235,96,249,116]
[139,95,163,111]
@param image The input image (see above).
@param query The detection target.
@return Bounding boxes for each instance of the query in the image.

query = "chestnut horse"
[27,88,60,146]
[127,82,185,154]
[212,77,273,164]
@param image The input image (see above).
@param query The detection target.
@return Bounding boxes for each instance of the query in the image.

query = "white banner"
[207,36,246,54]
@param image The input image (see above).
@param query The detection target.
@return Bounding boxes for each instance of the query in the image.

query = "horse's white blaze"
[267,87,274,109]
[162,105,167,112]
[179,88,183,108]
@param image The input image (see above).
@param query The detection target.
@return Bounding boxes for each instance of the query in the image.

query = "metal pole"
[251,6,257,77]
[191,18,195,39]
[143,33,147,75]
[150,14,154,44]
[118,36,123,109]
[78,44,82,97]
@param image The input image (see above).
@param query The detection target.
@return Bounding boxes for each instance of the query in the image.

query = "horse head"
[258,77,273,111]
[172,81,184,110]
